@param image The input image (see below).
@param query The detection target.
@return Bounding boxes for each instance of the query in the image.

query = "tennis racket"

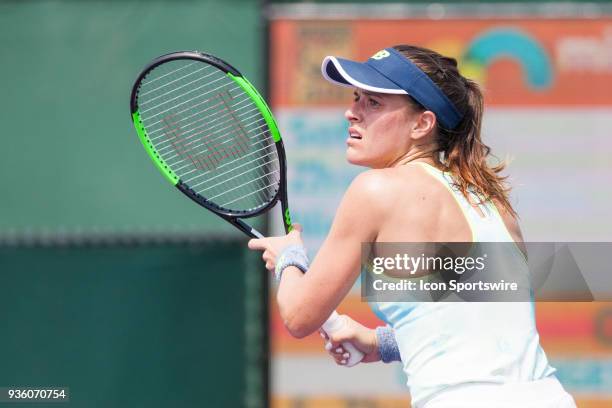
[129,51,363,366]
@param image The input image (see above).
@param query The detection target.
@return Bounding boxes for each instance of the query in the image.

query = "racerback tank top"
[369,162,555,407]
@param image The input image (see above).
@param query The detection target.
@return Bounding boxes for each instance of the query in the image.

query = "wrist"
[371,330,382,361]
[376,326,401,363]
[274,244,309,283]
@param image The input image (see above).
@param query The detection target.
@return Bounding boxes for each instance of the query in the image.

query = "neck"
[387,141,439,168]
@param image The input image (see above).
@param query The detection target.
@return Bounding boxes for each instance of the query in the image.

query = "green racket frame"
[130,51,292,238]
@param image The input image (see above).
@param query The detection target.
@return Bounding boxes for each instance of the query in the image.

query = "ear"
[411,110,437,140]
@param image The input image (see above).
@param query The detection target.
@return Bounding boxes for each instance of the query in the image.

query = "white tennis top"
[369,163,556,407]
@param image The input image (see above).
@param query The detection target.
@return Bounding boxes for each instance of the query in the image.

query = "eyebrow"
[354,90,384,98]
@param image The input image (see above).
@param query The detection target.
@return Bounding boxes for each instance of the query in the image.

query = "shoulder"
[346,169,395,198]
[347,165,433,196]
[357,164,474,242]
[342,165,442,216]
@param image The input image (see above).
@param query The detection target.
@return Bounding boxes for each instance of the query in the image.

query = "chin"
[346,152,371,167]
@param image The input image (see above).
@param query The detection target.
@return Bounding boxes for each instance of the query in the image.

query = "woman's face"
[344,88,419,168]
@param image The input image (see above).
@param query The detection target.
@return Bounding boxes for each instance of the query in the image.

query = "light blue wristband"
[274,244,309,283]
[376,326,401,363]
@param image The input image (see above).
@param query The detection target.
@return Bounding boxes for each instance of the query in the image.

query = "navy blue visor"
[321,48,463,129]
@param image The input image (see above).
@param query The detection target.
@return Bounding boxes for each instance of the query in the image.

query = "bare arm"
[249,170,389,338]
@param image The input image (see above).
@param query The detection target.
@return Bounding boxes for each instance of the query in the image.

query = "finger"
[248,238,267,250]
[292,223,303,233]
[330,347,347,359]
[333,346,346,355]
[328,329,354,348]
[330,352,342,363]
[326,347,348,365]
[263,250,276,263]
[264,257,276,271]
[333,353,349,365]
[328,336,345,349]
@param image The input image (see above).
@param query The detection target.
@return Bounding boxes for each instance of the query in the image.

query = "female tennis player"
[248,45,575,407]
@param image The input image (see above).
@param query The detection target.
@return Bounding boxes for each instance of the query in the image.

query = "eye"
[368,97,381,107]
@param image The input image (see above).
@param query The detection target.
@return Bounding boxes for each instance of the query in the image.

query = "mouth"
[348,128,362,140]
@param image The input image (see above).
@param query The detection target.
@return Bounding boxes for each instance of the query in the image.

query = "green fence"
[0,0,264,235]
[1,2,268,406]
[0,240,264,407]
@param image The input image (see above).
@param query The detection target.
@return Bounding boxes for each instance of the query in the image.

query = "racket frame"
[130,51,292,237]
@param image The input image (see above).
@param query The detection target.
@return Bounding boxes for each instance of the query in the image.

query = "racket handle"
[321,311,365,367]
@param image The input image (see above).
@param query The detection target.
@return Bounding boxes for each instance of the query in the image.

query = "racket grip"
[321,311,365,367]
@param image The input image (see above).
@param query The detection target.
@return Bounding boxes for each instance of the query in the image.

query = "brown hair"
[393,44,516,217]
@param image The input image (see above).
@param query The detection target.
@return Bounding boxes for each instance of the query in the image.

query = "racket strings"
[140,74,230,115]
[154,102,261,145]
[136,59,280,213]
[138,65,214,100]
[154,106,265,155]
[148,97,256,139]
[181,131,274,179]
[181,137,280,207]
[142,80,239,118]
[192,152,278,192]
[163,121,268,165]
[138,61,197,91]
[188,146,280,204]
[143,84,243,129]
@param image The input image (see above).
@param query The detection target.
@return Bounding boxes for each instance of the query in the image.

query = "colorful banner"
[271,19,612,107]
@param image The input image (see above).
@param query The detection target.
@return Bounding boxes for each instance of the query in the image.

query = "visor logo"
[371,50,390,60]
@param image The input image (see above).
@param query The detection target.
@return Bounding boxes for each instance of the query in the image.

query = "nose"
[345,101,361,123]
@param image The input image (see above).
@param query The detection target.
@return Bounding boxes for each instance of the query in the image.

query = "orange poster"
[271,19,612,107]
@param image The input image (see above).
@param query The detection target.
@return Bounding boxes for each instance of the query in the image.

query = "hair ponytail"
[394,45,516,217]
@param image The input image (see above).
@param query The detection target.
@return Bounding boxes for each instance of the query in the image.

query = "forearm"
[272,224,364,338]
[274,251,402,362]
[276,248,399,363]
[275,246,333,338]
[282,277,401,361]
[276,266,319,338]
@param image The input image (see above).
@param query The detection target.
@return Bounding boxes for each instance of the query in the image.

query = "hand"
[319,315,380,365]
[247,224,304,271]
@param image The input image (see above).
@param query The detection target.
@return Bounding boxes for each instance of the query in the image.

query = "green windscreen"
[0,0,263,236]
[0,241,265,407]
